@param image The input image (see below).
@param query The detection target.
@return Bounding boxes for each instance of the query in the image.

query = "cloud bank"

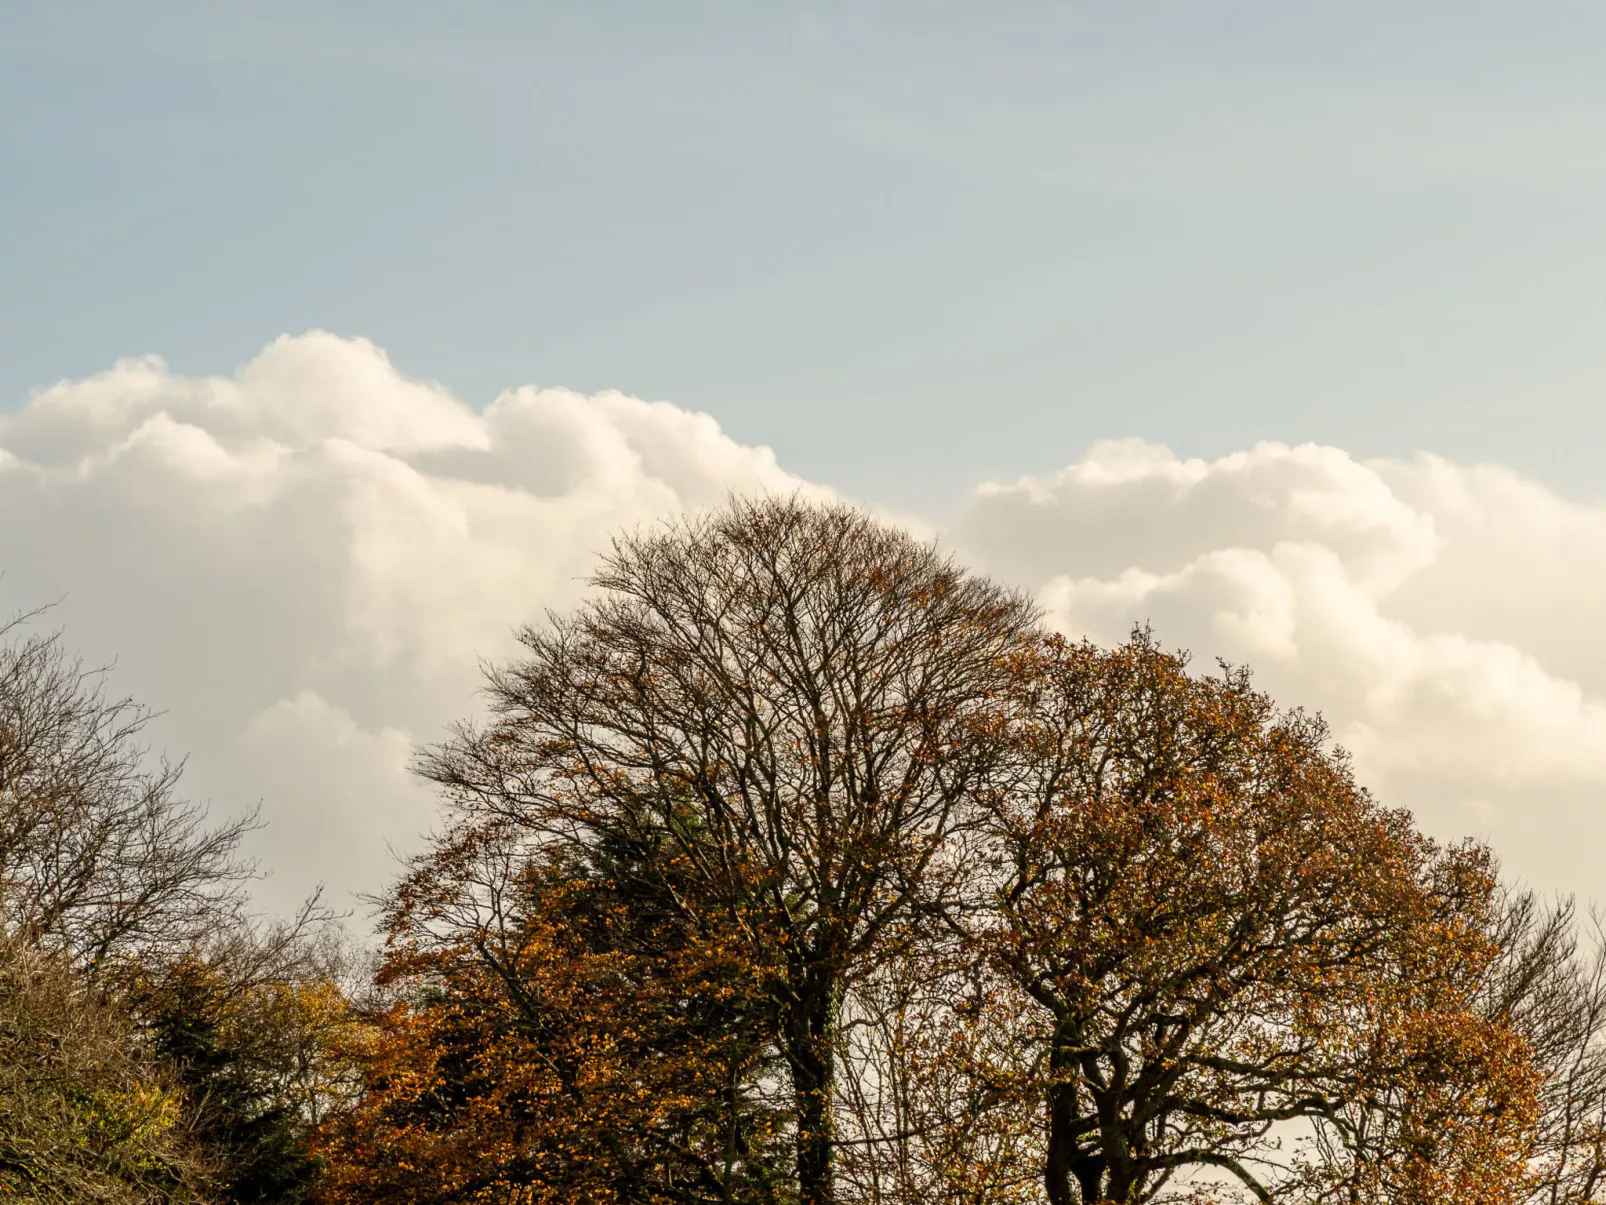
[2,333,1602,913]
[956,440,1606,889]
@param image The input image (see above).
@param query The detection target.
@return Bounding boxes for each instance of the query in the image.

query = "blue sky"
[7,2,1606,510]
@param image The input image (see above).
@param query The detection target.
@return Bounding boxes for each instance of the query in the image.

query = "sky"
[3,3,1606,918]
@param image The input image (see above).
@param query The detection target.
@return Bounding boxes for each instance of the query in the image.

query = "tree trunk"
[786,986,838,1205]
[1044,1080,1081,1205]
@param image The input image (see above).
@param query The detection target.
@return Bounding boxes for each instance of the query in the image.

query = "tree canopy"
[325,498,1569,1205]
[10,497,1606,1204]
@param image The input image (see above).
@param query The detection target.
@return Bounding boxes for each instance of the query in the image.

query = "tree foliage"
[21,499,1606,1204]
[0,933,205,1202]
[970,631,1535,1204]
[320,828,791,1203]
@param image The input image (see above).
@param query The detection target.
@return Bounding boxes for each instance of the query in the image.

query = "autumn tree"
[130,908,358,1204]
[406,497,1038,1205]
[969,631,1537,1205]
[320,506,1562,1205]
[320,825,792,1203]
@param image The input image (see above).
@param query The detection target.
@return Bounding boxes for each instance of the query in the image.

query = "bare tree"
[414,496,1038,1205]
[1482,891,1606,1204]
[0,611,257,973]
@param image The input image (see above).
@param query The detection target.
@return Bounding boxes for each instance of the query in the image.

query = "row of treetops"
[3,496,1605,1204]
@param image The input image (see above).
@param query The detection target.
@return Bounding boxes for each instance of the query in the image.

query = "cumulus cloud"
[955,439,1606,899]
[2,336,1603,912]
[0,333,818,914]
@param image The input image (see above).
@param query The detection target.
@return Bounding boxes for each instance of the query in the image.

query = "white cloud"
[955,439,1606,898]
[0,332,817,915]
[3,339,1604,912]
[236,691,436,907]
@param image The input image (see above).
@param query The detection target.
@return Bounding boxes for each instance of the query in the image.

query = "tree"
[1,611,349,1202]
[0,932,206,1202]
[0,612,257,973]
[410,497,1038,1205]
[1480,892,1606,1204]
[131,910,358,1204]
[971,630,1537,1205]
[320,829,792,1203]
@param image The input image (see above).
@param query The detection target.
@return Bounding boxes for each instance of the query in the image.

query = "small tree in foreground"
[130,911,358,1205]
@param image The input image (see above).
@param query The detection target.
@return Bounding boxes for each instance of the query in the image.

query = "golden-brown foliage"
[965,630,1537,1205]
[319,841,792,1204]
